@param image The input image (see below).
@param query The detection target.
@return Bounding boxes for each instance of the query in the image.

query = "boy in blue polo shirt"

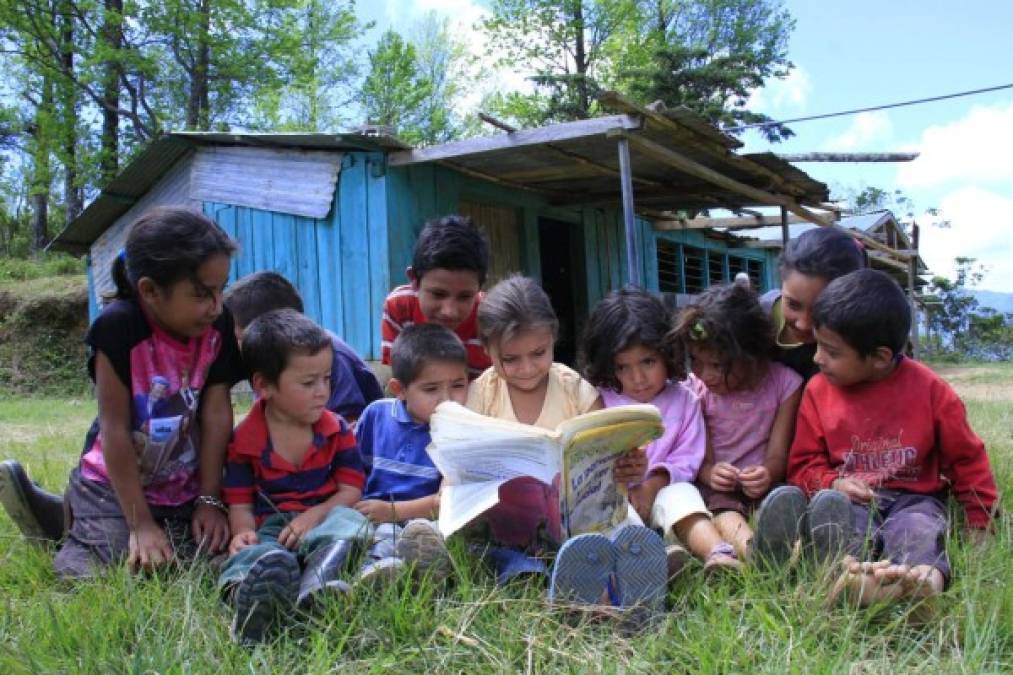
[352,323,469,584]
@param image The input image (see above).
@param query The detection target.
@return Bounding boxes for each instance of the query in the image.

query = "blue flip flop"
[549,533,616,606]
[612,526,666,613]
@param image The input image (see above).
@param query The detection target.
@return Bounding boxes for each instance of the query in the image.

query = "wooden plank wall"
[204,151,389,360]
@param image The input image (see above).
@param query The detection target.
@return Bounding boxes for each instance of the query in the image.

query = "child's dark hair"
[225,271,303,330]
[412,214,490,286]
[580,286,684,390]
[242,309,332,384]
[390,323,467,386]
[478,275,558,348]
[779,227,866,283]
[813,269,910,357]
[670,279,774,389]
[110,207,236,300]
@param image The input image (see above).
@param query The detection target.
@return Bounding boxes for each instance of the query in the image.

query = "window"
[683,246,706,293]
[656,239,682,293]
[707,252,726,285]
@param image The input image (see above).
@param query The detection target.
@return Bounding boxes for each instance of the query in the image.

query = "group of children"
[0,206,1000,644]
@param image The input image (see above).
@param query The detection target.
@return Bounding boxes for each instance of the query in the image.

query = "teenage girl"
[671,278,805,564]
[581,286,741,574]
[762,227,866,380]
[467,275,665,613]
[53,207,246,578]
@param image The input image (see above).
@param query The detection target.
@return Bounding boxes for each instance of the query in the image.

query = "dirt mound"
[0,275,91,396]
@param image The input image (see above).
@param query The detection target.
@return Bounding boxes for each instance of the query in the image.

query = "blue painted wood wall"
[203,151,389,360]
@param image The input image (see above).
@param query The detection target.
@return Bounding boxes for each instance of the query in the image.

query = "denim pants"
[217,505,372,589]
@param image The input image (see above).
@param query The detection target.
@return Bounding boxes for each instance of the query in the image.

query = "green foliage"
[360,30,433,139]
[0,253,84,281]
[925,258,1011,362]
[481,0,796,136]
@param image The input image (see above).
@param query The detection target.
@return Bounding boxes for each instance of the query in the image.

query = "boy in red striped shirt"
[381,215,492,379]
[219,310,369,644]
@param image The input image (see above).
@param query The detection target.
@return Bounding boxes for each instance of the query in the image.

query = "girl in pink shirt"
[671,278,804,565]
[582,286,741,574]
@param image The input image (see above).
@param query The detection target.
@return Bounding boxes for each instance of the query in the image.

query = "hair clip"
[689,320,708,341]
[117,248,127,263]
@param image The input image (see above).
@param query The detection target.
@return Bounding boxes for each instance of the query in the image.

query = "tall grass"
[0,373,1010,673]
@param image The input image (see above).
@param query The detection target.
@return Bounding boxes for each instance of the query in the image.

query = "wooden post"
[908,257,919,359]
[780,206,789,249]
[617,135,639,286]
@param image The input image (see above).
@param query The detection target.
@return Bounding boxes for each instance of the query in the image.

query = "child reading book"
[581,286,739,575]
[464,275,666,614]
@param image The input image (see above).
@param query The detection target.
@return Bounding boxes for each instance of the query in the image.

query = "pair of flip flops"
[752,485,853,566]
[548,526,666,615]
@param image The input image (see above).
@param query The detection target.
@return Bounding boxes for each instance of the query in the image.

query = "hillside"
[972,290,1013,315]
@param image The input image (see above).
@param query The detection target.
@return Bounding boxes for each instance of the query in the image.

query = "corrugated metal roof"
[839,211,893,232]
[50,131,407,252]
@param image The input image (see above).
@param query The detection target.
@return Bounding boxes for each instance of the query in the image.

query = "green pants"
[218,505,373,589]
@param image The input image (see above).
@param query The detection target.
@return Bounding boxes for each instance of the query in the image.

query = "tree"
[410,13,470,145]
[925,257,1010,361]
[359,30,432,143]
[616,0,796,141]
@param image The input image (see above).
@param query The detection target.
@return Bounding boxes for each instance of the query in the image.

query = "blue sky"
[361,1,1013,291]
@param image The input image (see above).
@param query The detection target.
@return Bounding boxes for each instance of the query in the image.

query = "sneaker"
[357,556,406,589]
[394,520,452,582]
[703,542,743,576]
[548,533,615,606]
[665,544,691,580]
[751,485,806,567]
[231,549,300,645]
[0,460,65,542]
[805,489,853,562]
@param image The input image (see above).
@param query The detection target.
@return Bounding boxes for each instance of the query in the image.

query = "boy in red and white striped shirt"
[381,215,491,379]
[219,309,369,644]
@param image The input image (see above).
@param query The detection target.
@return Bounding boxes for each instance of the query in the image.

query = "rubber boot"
[0,460,66,542]
[295,539,355,610]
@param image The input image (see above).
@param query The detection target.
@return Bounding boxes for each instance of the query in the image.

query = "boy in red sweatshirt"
[788,269,998,605]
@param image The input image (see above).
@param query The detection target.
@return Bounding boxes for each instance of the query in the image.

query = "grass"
[0,368,1011,673]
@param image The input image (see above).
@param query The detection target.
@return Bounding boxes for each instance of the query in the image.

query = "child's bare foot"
[894,564,944,600]
[828,557,903,607]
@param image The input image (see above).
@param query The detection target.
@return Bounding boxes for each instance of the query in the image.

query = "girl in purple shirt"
[581,286,742,575]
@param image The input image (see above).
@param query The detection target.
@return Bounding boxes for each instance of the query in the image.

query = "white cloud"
[917,187,1013,292]
[748,65,811,113]
[897,102,1013,189]
[822,111,893,151]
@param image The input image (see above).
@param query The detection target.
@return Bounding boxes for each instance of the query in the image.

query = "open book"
[426,402,663,541]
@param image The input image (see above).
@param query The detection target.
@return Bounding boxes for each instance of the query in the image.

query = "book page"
[427,402,561,538]
[560,410,663,537]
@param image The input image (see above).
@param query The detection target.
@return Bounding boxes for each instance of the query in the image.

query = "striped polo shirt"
[380,284,491,379]
[223,399,365,520]
[357,398,442,504]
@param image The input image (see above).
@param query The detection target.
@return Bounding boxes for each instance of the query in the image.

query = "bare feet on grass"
[828,557,943,607]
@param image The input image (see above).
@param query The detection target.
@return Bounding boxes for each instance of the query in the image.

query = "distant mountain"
[972,290,1013,315]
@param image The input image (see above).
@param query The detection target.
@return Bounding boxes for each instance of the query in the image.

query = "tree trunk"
[100,0,123,185]
[571,0,589,118]
[188,0,212,129]
[30,75,54,253]
[59,1,81,224]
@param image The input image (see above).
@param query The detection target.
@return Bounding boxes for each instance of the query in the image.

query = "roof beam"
[611,129,833,227]
[776,152,920,162]
[654,212,830,231]
[388,114,643,166]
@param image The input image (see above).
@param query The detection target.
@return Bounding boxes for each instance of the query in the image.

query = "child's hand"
[278,507,327,550]
[354,499,398,524]
[832,477,874,504]
[127,520,173,574]
[614,448,648,485]
[709,462,740,492]
[229,530,259,555]
[738,465,771,498]
[192,502,229,554]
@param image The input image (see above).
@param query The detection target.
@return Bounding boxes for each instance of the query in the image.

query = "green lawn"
[0,367,1010,673]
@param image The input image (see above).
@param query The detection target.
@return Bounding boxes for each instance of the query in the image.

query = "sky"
[360,1,1013,292]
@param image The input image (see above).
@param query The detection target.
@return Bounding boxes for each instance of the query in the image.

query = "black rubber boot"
[0,460,66,542]
[295,539,355,610]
